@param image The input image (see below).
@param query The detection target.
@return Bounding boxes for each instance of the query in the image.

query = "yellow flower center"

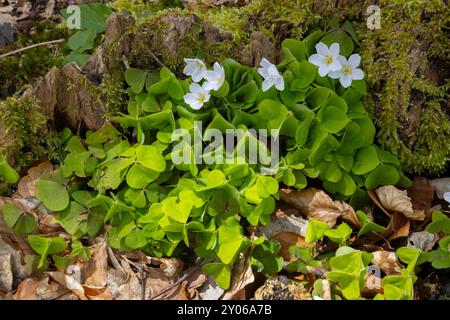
[324,55,334,65]
[195,61,204,69]
[341,65,353,76]
[197,93,206,103]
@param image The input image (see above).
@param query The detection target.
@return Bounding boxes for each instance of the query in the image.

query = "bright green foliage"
[285,246,323,274]
[356,210,385,237]
[62,3,112,65]
[30,34,407,289]
[28,235,68,269]
[250,239,284,277]
[423,212,450,269]
[0,154,19,184]
[326,246,372,300]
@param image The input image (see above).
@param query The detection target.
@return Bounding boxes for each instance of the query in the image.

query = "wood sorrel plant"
[23,34,410,290]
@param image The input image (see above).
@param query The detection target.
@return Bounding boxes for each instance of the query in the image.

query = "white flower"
[308,42,342,77]
[183,83,210,110]
[444,192,450,204]
[257,57,285,92]
[183,58,207,82]
[203,62,225,91]
[328,54,364,88]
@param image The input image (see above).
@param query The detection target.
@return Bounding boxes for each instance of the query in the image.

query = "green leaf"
[318,106,349,133]
[320,30,354,57]
[364,164,400,190]
[126,164,159,189]
[68,29,96,52]
[28,236,68,269]
[136,145,166,172]
[356,210,385,237]
[55,201,86,235]
[324,223,352,244]
[425,211,450,234]
[1,203,22,228]
[15,214,38,235]
[291,60,316,88]
[63,52,91,66]
[305,219,330,243]
[0,154,19,183]
[202,263,231,289]
[125,68,148,94]
[216,223,245,264]
[352,146,380,175]
[124,228,147,249]
[36,179,70,211]
[69,3,112,33]
[281,39,306,61]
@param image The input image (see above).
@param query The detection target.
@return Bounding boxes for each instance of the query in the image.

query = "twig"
[149,259,211,300]
[0,39,65,59]
[149,50,165,68]
[140,268,147,300]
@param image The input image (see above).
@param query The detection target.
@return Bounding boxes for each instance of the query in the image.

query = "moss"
[0,20,68,98]
[354,0,450,175]
[0,96,60,170]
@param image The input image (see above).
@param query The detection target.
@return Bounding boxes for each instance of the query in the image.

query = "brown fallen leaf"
[84,241,109,288]
[14,276,68,300]
[383,212,410,240]
[374,185,425,221]
[16,160,54,199]
[48,271,88,300]
[280,188,361,228]
[361,272,383,298]
[256,209,313,260]
[407,177,434,210]
[371,251,402,275]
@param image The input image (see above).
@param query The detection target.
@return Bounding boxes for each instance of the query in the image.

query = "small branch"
[0,39,65,59]
[149,50,165,68]
[149,259,210,300]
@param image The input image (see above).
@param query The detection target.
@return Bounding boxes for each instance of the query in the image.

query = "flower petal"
[308,54,323,67]
[262,79,274,92]
[275,76,285,91]
[329,43,340,57]
[260,57,273,69]
[316,42,329,56]
[352,68,364,80]
[192,69,205,82]
[318,65,329,77]
[328,71,341,79]
[189,83,203,94]
[348,54,361,68]
[339,75,352,88]
[337,55,347,66]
